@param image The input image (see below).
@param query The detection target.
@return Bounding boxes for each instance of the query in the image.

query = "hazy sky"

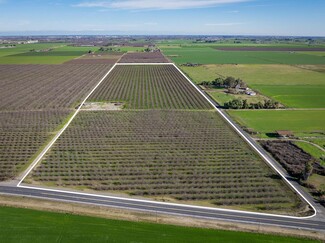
[0,0,324,36]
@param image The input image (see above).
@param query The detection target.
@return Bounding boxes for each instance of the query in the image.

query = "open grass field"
[89,65,212,109]
[181,64,325,108]
[306,139,325,150]
[0,43,66,57]
[0,206,318,243]
[0,44,99,64]
[207,90,267,106]
[161,47,325,65]
[180,64,325,85]
[254,85,325,108]
[228,110,325,136]
[297,52,325,57]
[31,110,303,214]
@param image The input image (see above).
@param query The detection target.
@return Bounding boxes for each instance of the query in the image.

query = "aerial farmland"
[0,36,324,241]
[1,0,325,241]
[1,51,303,216]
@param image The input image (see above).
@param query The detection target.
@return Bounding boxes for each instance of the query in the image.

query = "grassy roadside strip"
[0,195,322,242]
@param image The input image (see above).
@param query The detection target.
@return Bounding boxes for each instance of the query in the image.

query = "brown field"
[0,64,112,110]
[88,65,212,109]
[64,53,123,64]
[118,52,170,63]
[0,110,69,180]
[0,64,112,180]
[64,59,118,64]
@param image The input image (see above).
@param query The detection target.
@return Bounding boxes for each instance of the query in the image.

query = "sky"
[0,0,324,36]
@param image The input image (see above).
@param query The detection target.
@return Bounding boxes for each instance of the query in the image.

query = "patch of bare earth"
[81,102,124,111]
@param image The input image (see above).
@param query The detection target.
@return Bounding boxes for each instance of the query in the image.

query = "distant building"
[25,40,39,44]
[246,90,256,96]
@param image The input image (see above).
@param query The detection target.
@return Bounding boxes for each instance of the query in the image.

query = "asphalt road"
[0,185,324,232]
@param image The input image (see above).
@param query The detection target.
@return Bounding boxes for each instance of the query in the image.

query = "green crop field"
[181,64,325,85]
[181,64,325,108]
[228,110,325,136]
[0,44,100,64]
[297,52,325,57]
[0,206,318,243]
[161,47,325,65]
[0,43,66,57]
[253,85,325,108]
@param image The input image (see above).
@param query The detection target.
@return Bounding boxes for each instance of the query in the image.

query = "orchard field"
[30,64,306,214]
[0,64,113,180]
[89,65,211,109]
[31,110,302,213]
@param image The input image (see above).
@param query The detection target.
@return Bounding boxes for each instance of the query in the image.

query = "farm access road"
[0,62,324,234]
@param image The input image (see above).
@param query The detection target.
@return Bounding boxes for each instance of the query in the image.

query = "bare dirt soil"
[81,102,124,111]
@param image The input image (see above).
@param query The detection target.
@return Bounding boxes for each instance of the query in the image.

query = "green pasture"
[207,90,266,106]
[0,43,67,57]
[181,64,325,85]
[253,85,325,108]
[306,139,325,149]
[181,64,325,108]
[162,47,325,64]
[0,43,103,64]
[297,52,325,57]
[0,206,318,243]
[227,110,325,136]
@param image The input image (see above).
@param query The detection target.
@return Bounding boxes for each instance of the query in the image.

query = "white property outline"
[17,62,317,220]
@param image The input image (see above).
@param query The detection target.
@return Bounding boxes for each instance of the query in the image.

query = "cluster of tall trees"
[224,99,280,109]
[200,76,247,89]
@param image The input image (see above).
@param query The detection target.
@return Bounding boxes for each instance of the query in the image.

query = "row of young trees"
[224,99,280,109]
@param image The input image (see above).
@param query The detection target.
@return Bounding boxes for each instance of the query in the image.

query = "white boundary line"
[17,184,316,220]
[17,63,117,186]
[17,62,317,220]
[117,63,173,65]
